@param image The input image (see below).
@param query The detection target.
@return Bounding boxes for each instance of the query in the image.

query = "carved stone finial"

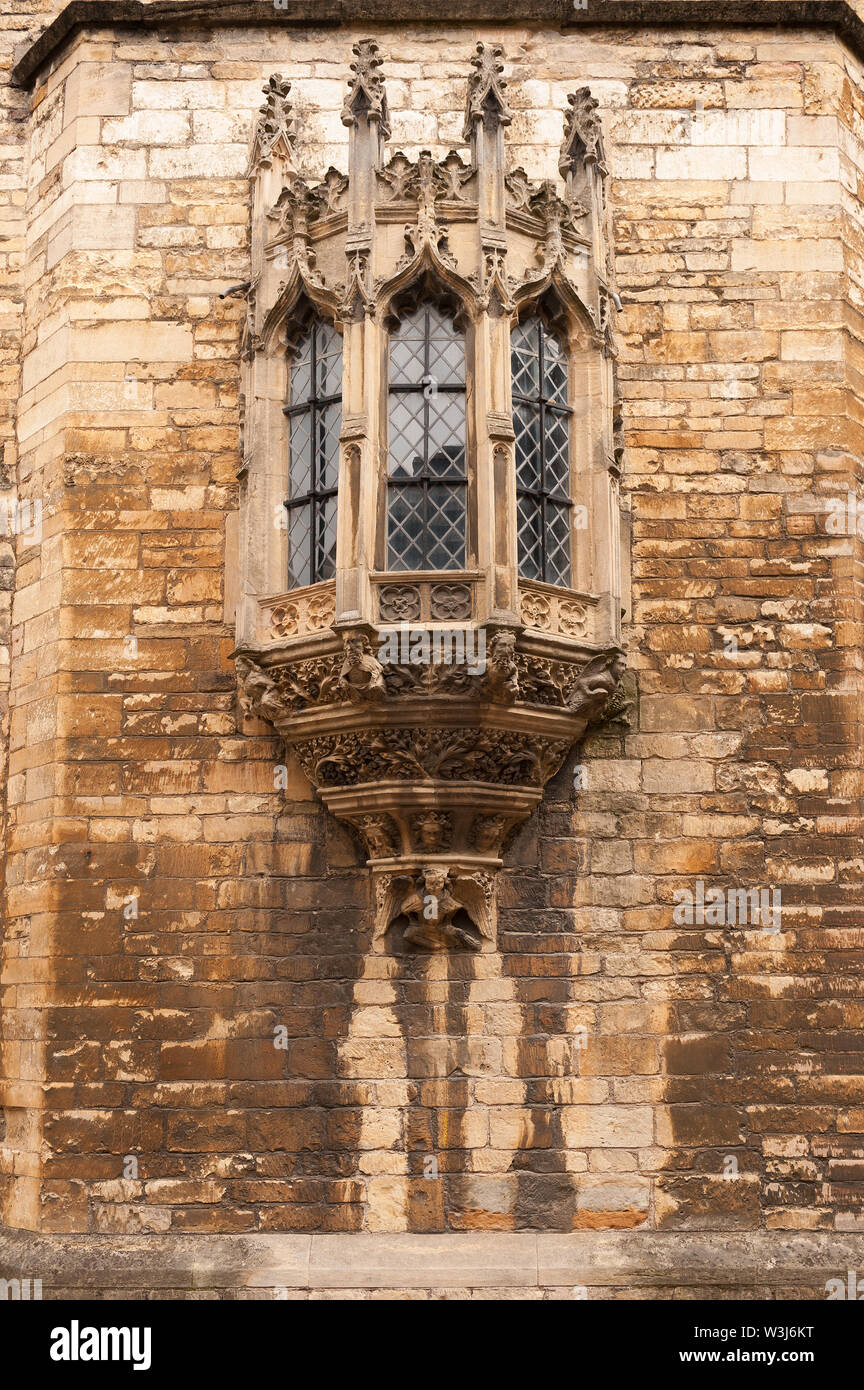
[463,41,513,141]
[249,73,296,173]
[560,86,607,179]
[529,181,568,275]
[394,148,457,275]
[342,39,391,139]
[272,180,323,287]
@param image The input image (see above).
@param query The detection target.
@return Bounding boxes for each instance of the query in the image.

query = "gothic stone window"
[284,319,342,588]
[511,316,573,587]
[387,303,467,571]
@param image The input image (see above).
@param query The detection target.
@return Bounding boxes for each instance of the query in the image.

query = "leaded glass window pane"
[387,304,467,571]
[284,320,342,588]
[511,317,573,587]
[388,485,426,571]
[426,484,468,570]
[516,495,543,582]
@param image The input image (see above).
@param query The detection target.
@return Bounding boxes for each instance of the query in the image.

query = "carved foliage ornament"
[292,726,571,789]
[246,634,622,720]
[237,631,624,949]
[395,150,458,276]
[379,149,473,205]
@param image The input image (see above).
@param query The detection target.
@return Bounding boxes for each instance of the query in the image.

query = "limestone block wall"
[0,7,862,1240]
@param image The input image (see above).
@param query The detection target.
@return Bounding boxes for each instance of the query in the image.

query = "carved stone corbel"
[484,629,520,703]
[236,655,286,728]
[398,867,494,953]
[236,632,624,950]
[565,648,626,721]
[336,630,386,702]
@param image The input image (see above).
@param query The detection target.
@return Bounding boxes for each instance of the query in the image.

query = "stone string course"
[0,3,862,1271]
[4,1228,864,1298]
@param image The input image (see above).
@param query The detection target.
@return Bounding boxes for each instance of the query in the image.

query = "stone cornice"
[11,0,864,86]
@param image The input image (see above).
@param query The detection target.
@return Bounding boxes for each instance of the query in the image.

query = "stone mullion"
[573,335,619,645]
[240,349,290,638]
[591,169,621,644]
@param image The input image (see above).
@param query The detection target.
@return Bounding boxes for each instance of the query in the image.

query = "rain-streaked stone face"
[1,2,863,1282]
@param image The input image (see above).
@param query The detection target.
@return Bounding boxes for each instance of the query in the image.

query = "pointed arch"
[511,263,594,347]
[377,240,478,332]
[260,271,342,355]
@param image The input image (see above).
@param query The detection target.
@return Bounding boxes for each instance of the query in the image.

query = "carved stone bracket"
[236,628,624,949]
